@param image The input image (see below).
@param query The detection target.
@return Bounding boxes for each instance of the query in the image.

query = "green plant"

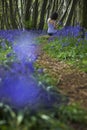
[40,37,87,72]
[0,102,87,130]
[58,103,87,124]
[36,35,50,44]
[0,38,16,65]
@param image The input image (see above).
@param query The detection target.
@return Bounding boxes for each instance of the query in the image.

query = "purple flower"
[6,53,13,58]
[1,42,7,49]
[37,68,44,74]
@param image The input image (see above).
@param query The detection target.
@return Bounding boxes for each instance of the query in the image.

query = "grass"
[37,36,87,72]
[33,34,87,129]
[0,102,87,130]
[0,38,16,65]
[34,63,58,87]
[0,31,87,130]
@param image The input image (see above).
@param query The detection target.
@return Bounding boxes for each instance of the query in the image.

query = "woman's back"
[47,19,57,34]
[47,12,58,35]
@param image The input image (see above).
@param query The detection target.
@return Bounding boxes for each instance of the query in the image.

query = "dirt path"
[36,45,87,109]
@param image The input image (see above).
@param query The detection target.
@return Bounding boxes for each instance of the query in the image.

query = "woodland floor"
[36,44,87,110]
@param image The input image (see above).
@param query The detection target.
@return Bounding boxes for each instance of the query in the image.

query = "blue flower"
[1,42,7,49]
[37,68,44,74]
[6,52,13,58]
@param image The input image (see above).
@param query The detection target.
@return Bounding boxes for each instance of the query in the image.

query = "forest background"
[0,0,87,30]
[0,1,87,130]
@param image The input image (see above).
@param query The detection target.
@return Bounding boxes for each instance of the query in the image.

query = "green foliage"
[24,20,33,29]
[36,35,51,44]
[34,64,57,86]
[0,38,16,65]
[58,103,87,124]
[0,102,87,130]
[37,73,56,86]
[42,37,87,72]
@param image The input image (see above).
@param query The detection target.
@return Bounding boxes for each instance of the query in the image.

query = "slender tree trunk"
[51,0,56,13]
[20,0,24,29]
[24,0,32,29]
[58,0,71,26]
[46,0,53,20]
[32,0,39,29]
[81,0,87,29]
[64,0,78,26]
[1,0,5,29]
[5,1,10,29]
[38,0,48,30]
[9,0,17,29]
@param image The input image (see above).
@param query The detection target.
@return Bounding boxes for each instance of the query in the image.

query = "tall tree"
[46,0,53,20]
[32,0,39,29]
[64,0,77,26]
[81,0,87,29]
[38,0,48,30]
[1,0,5,29]
[9,0,17,28]
[0,0,87,30]
[24,0,32,29]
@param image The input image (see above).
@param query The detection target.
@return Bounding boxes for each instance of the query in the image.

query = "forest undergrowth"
[0,28,87,130]
[35,31,87,130]
[35,35,87,109]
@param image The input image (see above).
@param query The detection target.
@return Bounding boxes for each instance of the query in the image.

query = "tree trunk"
[32,0,39,29]
[81,0,87,29]
[64,0,76,26]
[24,0,32,29]
[38,0,48,30]
[9,0,17,29]
[46,0,53,20]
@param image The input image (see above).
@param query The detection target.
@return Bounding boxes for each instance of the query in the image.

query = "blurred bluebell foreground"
[0,27,87,130]
[0,29,66,110]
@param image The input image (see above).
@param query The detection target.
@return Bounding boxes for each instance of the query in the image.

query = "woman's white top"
[47,18,57,34]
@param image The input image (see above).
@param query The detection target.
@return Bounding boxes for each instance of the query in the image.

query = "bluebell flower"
[0,29,70,110]
[37,68,44,74]
[6,52,13,58]
[76,43,78,46]
[1,42,7,49]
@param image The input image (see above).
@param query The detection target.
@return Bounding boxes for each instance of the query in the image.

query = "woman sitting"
[47,12,58,36]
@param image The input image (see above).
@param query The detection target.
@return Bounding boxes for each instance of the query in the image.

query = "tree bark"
[81,0,87,29]
[38,0,48,30]
[24,0,32,21]
[32,0,39,29]
[9,0,17,29]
